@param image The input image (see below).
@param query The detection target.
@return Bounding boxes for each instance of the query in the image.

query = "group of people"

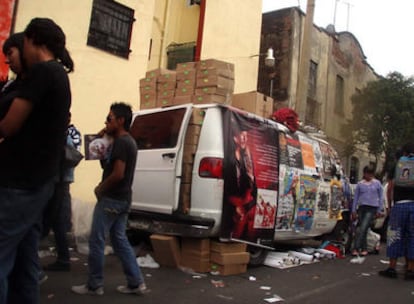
[0,18,146,303]
[350,145,414,280]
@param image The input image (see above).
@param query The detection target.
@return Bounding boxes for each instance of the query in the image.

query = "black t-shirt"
[0,61,71,189]
[388,160,414,202]
[101,134,137,203]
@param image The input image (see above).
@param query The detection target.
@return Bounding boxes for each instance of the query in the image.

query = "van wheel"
[330,220,352,253]
[247,245,268,267]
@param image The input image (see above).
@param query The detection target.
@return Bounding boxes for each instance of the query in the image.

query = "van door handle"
[162,152,176,159]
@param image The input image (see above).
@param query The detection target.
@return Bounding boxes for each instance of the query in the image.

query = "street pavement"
[39,239,414,304]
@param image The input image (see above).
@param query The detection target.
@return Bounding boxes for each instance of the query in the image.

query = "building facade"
[2,0,263,202]
[258,7,380,183]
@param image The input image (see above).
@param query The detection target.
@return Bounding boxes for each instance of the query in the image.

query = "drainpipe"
[158,0,171,68]
[195,0,206,62]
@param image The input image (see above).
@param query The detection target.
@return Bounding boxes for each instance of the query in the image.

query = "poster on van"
[220,109,279,245]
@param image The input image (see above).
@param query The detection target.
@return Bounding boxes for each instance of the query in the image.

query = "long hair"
[24,18,74,73]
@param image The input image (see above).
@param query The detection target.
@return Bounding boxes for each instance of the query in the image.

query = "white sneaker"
[71,284,104,296]
[116,283,149,295]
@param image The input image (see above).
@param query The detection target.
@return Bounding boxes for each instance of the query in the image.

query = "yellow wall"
[14,0,155,203]
[202,0,263,93]
[12,0,263,204]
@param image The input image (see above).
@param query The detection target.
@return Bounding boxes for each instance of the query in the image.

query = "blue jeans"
[0,181,54,304]
[353,205,377,251]
[87,196,144,289]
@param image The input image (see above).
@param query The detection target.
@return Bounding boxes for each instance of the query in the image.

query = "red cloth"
[272,108,299,132]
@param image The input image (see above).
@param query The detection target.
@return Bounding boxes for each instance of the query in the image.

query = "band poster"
[220,108,279,245]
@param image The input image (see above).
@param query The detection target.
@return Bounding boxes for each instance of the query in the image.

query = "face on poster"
[221,109,279,245]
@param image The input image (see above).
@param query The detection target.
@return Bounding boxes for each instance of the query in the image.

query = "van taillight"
[199,157,223,179]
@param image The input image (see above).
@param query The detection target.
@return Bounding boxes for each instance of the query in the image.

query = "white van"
[128,103,348,264]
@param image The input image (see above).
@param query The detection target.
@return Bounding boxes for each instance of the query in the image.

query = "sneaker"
[71,284,104,296]
[116,283,149,295]
[44,261,71,272]
[378,268,397,279]
[38,271,48,285]
[404,270,414,280]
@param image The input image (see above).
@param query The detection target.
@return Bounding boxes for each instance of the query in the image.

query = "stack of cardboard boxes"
[210,241,250,276]
[179,108,204,213]
[139,59,235,110]
[194,59,234,104]
[179,238,211,273]
[149,235,250,276]
[174,62,197,105]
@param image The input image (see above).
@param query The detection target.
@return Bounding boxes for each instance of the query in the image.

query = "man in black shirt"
[72,103,148,296]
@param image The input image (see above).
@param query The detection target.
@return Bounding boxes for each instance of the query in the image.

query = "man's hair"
[24,18,74,73]
[110,102,133,131]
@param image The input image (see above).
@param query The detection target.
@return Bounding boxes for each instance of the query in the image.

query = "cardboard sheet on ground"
[264,251,318,269]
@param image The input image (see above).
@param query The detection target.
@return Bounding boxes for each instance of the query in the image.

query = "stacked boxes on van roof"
[139,59,273,119]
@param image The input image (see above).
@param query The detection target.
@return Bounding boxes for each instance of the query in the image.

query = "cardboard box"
[231,91,274,118]
[196,75,234,92]
[157,89,174,99]
[157,81,176,91]
[186,124,201,136]
[140,91,156,109]
[197,59,234,71]
[182,238,210,254]
[179,254,210,273]
[190,109,206,125]
[173,95,192,105]
[211,263,247,276]
[175,86,194,97]
[156,96,174,108]
[195,87,232,96]
[192,94,229,105]
[210,252,250,265]
[210,241,247,253]
[150,234,181,267]
[140,84,156,93]
[181,163,193,183]
[177,69,196,81]
[197,67,234,80]
[184,131,199,145]
[146,68,175,79]
[140,77,156,87]
[177,78,195,89]
[176,61,197,71]
[179,183,191,212]
[157,71,176,83]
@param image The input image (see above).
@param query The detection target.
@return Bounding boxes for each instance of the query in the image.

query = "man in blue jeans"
[72,102,147,296]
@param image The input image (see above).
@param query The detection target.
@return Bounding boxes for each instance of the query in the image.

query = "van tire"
[330,220,352,253]
[247,245,268,266]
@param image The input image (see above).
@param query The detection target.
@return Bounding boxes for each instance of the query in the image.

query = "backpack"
[394,156,414,187]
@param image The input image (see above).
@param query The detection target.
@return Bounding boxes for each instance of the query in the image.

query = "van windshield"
[130,108,185,149]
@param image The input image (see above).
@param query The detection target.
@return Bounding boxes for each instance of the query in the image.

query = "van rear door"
[129,104,193,214]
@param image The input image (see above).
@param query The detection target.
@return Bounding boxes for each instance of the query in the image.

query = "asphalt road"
[39,239,414,304]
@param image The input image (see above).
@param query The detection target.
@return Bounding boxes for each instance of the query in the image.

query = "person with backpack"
[379,143,414,280]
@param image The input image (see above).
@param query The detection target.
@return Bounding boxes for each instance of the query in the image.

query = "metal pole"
[270,78,273,99]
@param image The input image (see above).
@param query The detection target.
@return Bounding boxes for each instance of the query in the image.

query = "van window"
[130,108,185,149]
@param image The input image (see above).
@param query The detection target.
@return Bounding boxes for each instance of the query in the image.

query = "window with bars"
[87,0,135,59]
